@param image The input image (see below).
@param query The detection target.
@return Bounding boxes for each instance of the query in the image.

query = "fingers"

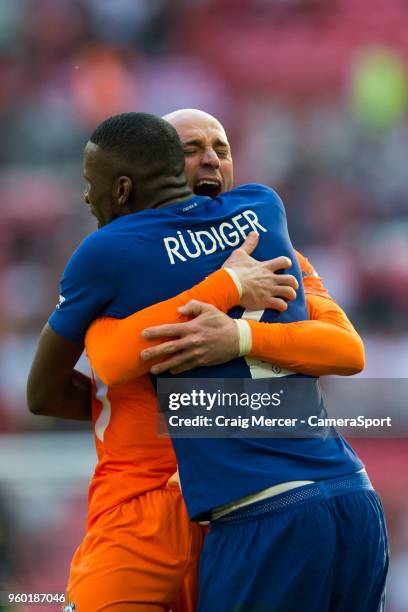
[273,285,297,301]
[177,300,215,317]
[264,256,293,273]
[238,231,259,255]
[143,303,214,342]
[142,322,191,340]
[151,350,197,375]
[267,297,289,312]
[274,273,299,290]
[141,338,188,362]
[170,360,197,375]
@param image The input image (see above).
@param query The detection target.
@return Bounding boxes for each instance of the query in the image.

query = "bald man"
[129,109,359,377]
[164,109,234,198]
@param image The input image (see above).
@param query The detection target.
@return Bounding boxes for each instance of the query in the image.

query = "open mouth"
[194,178,222,197]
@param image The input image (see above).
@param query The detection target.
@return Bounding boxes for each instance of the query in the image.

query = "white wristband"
[235,319,252,356]
[224,268,242,298]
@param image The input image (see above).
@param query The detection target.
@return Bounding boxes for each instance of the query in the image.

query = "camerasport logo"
[61,603,76,612]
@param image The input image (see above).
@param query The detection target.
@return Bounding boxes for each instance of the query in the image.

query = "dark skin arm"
[27,324,92,421]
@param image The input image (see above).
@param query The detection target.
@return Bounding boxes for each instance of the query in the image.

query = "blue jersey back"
[49,184,362,519]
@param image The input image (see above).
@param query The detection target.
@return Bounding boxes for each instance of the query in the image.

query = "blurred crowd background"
[0,0,407,610]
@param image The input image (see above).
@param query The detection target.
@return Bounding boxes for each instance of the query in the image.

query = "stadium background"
[0,0,407,610]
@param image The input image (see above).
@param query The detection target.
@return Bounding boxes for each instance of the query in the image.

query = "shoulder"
[64,227,124,279]
[223,183,285,209]
[71,226,120,260]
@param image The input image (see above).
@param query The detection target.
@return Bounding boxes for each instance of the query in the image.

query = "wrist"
[234,319,252,356]
[224,267,242,298]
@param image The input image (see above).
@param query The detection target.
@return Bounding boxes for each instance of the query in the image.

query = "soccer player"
[79,114,388,611]
[26,112,382,611]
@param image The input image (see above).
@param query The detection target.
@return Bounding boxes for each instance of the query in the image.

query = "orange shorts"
[66,486,204,612]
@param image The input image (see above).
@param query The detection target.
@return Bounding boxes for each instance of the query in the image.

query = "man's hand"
[223,232,298,312]
[142,301,239,375]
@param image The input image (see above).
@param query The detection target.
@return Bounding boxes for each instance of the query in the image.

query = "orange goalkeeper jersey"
[87,268,240,526]
[85,254,364,526]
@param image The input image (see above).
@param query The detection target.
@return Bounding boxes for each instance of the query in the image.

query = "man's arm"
[85,249,364,385]
[27,231,124,420]
[245,294,365,376]
[140,293,364,376]
[86,239,297,385]
[238,251,365,376]
[27,325,92,420]
[121,250,364,377]
[243,250,363,375]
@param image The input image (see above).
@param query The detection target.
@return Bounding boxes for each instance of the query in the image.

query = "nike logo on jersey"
[163,209,267,265]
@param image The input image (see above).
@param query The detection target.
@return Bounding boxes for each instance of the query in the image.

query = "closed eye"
[216,148,230,158]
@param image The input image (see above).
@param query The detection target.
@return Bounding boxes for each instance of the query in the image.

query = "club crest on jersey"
[163,209,267,264]
[61,603,76,612]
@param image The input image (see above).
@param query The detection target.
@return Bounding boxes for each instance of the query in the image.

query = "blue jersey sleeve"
[48,232,123,342]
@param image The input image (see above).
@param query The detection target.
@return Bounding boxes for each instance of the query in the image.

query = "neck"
[119,175,195,215]
[144,184,195,210]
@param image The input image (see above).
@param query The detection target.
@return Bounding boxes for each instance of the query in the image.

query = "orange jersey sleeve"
[86,268,239,386]
[246,250,365,376]
[295,249,331,302]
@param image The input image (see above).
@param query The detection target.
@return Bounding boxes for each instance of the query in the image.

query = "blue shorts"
[198,472,389,612]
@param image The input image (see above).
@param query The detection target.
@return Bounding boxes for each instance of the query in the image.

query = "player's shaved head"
[163,108,233,198]
[83,112,191,227]
[163,108,226,134]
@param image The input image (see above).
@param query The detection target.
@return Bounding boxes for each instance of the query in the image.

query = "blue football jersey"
[49,183,362,519]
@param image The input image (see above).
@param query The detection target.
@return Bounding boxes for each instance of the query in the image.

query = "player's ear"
[116,176,133,208]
